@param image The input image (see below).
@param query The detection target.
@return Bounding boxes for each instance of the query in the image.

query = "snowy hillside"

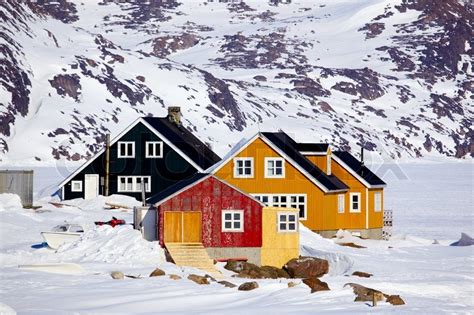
[1,0,472,164]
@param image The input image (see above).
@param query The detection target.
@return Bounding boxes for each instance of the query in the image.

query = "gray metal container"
[0,170,34,208]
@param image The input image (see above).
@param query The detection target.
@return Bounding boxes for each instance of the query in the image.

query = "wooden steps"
[165,243,222,278]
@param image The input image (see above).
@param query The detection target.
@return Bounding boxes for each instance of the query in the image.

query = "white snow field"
[0,162,473,314]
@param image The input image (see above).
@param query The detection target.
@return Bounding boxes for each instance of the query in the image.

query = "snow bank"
[0,303,16,315]
[299,224,354,276]
[0,193,23,211]
[61,194,141,210]
[56,225,165,266]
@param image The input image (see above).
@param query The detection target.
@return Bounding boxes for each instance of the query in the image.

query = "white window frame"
[233,157,254,178]
[264,157,285,178]
[374,192,382,212]
[277,212,298,233]
[252,194,307,220]
[71,180,83,192]
[117,141,135,158]
[145,141,163,158]
[337,194,345,214]
[222,210,244,232]
[117,176,151,193]
[350,192,361,213]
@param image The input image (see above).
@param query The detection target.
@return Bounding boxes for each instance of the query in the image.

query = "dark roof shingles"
[261,132,348,191]
[333,151,386,186]
[147,173,210,205]
[143,117,220,170]
[296,143,329,153]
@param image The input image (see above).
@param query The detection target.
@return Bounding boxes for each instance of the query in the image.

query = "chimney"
[360,146,365,176]
[326,149,332,176]
[167,106,182,125]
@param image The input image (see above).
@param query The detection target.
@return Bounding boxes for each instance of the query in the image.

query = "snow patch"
[0,194,23,212]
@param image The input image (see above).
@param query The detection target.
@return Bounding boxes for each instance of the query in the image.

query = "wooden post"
[141,181,146,206]
[105,134,110,196]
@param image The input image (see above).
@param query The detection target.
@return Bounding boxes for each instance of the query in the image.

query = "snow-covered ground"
[0,162,473,314]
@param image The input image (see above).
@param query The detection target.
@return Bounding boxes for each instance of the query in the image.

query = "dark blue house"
[57,107,221,201]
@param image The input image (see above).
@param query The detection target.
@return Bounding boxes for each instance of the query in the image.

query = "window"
[253,194,307,220]
[350,193,361,213]
[264,158,285,178]
[278,212,298,232]
[145,141,163,158]
[337,194,345,214]
[71,180,82,192]
[117,176,151,192]
[222,210,244,232]
[233,157,254,178]
[374,192,382,212]
[118,141,135,158]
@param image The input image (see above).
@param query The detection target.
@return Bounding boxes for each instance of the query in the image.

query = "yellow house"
[210,132,386,239]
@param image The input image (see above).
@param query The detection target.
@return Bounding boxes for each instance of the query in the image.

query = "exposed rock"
[169,274,181,280]
[337,242,367,249]
[344,283,385,302]
[253,75,267,82]
[225,261,289,279]
[352,271,373,278]
[110,271,124,280]
[49,74,81,101]
[238,281,259,291]
[318,101,335,113]
[205,274,217,282]
[284,257,329,279]
[151,33,199,58]
[287,281,299,288]
[359,22,385,39]
[386,295,406,305]
[187,274,209,285]
[149,268,166,277]
[303,277,330,293]
[450,233,474,246]
[218,280,237,288]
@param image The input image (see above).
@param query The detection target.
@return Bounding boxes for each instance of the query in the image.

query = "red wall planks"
[158,176,262,247]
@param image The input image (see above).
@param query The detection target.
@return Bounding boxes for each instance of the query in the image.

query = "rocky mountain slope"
[0,0,472,164]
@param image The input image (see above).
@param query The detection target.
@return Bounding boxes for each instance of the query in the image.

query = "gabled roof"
[260,132,348,192]
[142,117,221,170]
[146,173,264,206]
[296,142,329,154]
[332,151,386,188]
[208,132,348,193]
[58,116,220,188]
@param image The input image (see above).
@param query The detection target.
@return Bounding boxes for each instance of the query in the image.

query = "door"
[84,174,99,199]
[164,211,201,243]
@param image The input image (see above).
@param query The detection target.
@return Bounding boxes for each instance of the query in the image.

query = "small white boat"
[41,224,84,249]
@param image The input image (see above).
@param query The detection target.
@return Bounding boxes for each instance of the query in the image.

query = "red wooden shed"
[147,173,265,264]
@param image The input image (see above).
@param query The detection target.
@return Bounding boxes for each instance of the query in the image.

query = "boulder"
[352,271,373,278]
[287,281,299,288]
[303,278,330,293]
[224,261,257,273]
[110,271,124,280]
[169,274,181,280]
[205,274,217,282]
[218,280,237,288]
[149,268,166,277]
[284,257,329,278]
[238,281,259,291]
[450,233,474,246]
[344,283,385,302]
[386,295,405,305]
[188,274,209,285]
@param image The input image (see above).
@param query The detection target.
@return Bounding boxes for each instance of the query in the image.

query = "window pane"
[279,214,286,222]
[127,143,133,154]
[225,213,232,220]
[275,168,282,175]
[225,222,232,229]
[279,223,286,230]
[262,196,268,203]
[288,215,296,222]
[281,196,287,203]
[233,213,240,220]
[234,222,241,229]
[244,160,251,167]
[275,160,282,167]
[299,196,304,203]
[244,168,251,175]
[289,223,296,230]
[273,196,279,203]
[291,196,297,202]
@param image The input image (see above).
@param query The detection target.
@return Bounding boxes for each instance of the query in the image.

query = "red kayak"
[94,217,126,227]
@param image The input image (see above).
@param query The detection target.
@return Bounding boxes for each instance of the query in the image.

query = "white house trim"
[332,155,386,189]
[264,157,285,179]
[58,117,205,188]
[349,192,361,213]
[299,151,327,156]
